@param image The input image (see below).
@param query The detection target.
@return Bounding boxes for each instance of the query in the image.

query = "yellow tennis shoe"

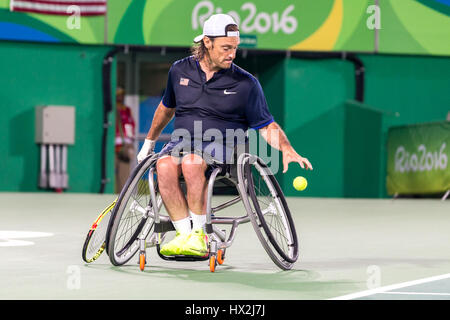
[181,229,208,256]
[160,232,190,256]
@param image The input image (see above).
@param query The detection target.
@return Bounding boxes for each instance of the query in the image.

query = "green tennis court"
[1,193,448,300]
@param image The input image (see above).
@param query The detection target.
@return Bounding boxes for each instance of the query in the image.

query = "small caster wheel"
[209,255,217,272]
[139,253,146,271]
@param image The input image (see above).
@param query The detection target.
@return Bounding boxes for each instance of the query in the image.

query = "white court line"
[329,273,450,300]
[383,292,450,296]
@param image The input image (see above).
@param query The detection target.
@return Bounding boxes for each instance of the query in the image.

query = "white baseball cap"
[193,14,239,43]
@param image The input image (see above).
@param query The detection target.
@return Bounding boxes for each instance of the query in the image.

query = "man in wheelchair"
[136,14,312,257]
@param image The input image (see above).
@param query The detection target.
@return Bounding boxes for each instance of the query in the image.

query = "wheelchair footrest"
[158,254,210,262]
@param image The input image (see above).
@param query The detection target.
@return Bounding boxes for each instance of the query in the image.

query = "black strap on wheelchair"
[154,221,176,233]
[205,223,214,234]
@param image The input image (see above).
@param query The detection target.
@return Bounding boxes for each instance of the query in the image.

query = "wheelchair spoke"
[256,196,292,251]
[116,214,140,246]
[243,157,298,266]
[116,211,140,234]
[107,157,161,266]
[253,177,291,249]
[113,169,154,255]
[264,212,289,245]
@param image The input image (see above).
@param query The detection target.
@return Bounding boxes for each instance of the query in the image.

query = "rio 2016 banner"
[0,0,449,55]
[136,0,374,51]
[386,122,450,195]
[0,0,379,51]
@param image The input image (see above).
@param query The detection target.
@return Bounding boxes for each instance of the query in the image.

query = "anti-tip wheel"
[217,249,224,265]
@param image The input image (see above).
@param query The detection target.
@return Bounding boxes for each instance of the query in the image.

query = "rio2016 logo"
[192,1,298,35]
[394,143,448,173]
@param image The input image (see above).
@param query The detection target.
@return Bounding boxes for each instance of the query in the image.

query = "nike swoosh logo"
[224,89,237,95]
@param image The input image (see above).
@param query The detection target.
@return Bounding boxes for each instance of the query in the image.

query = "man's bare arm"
[137,101,175,163]
[259,121,313,173]
[259,121,291,152]
[146,101,176,140]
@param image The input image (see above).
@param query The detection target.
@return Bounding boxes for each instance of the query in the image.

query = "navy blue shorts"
[158,140,247,179]
[159,140,235,164]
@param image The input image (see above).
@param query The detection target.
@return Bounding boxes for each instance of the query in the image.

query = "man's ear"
[204,37,212,50]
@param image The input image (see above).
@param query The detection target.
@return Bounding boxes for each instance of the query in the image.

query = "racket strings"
[88,223,107,255]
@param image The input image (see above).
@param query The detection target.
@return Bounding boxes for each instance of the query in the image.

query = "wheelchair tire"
[238,154,299,270]
[106,155,161,266]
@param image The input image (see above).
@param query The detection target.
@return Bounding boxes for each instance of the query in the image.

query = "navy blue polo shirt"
[160,56,274,163]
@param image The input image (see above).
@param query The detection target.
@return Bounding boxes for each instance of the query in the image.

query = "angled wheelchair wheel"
[237,154,299,270]
[106,155,162,266]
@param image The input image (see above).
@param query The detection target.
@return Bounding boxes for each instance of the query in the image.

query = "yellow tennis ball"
[293,176,307,191]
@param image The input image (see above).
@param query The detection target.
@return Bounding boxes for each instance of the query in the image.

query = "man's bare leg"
[181,154,208,216]
[157,155,194,255]
[179,153,209,255]
[156,156,189,222]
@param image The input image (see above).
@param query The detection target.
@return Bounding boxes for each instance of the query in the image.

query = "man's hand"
[282,148,313,173]
[137,139,156,163]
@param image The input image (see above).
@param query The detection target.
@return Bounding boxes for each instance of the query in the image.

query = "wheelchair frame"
[106,151,299,272]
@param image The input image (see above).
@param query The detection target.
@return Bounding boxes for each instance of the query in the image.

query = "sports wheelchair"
[105,149,299,272]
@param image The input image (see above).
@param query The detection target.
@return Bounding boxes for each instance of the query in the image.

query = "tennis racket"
[82,198,117,263]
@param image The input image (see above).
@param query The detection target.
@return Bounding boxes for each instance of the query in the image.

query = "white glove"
[137,139,156,163]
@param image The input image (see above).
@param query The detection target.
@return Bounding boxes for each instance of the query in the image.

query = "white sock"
[172,216,191,234]
[189,210,206,231]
